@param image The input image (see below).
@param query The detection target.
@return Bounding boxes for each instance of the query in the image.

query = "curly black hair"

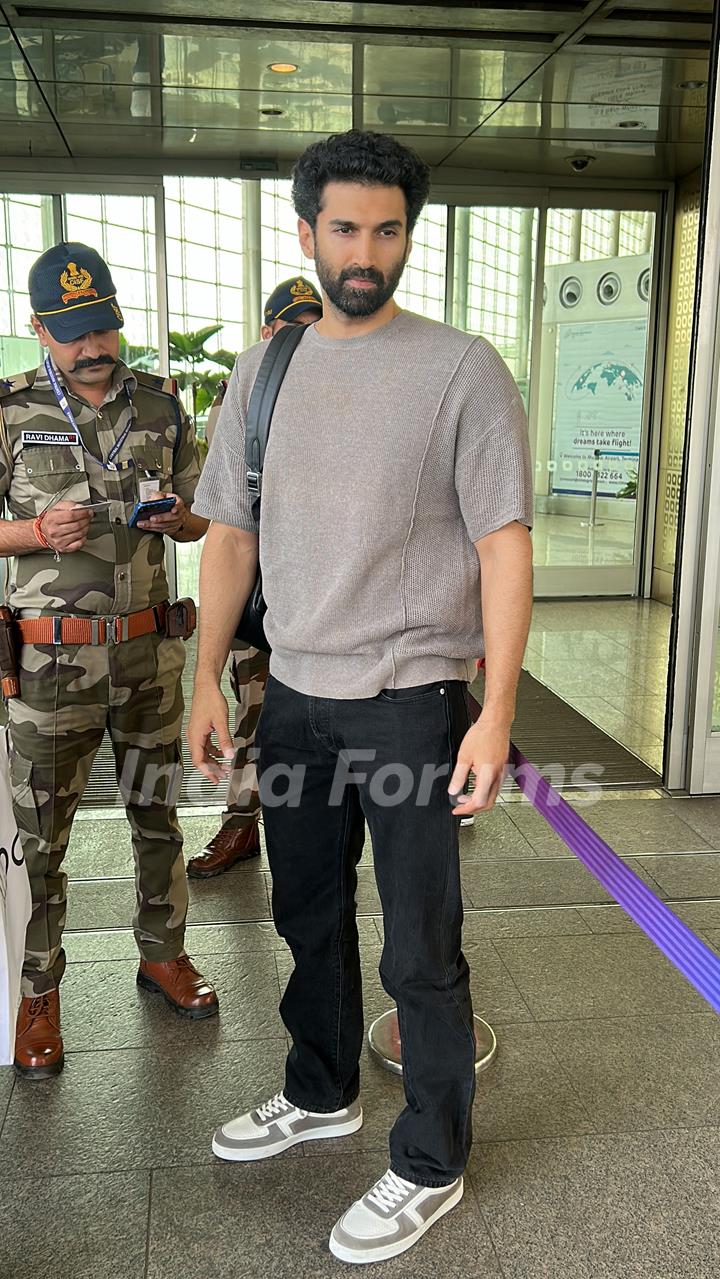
[291,130,430,234]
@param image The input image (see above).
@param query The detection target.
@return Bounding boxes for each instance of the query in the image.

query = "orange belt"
[16,602,168,647]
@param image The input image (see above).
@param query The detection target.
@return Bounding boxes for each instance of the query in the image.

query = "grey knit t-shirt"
[193,310,533,700]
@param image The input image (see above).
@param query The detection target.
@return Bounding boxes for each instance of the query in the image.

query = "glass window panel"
[394,204,447,322]
[63,215,102,249]
[104,226,148,267]
[219,249,244,288]
[260,179,315,300]
[217,182,243,218]
[182,243,219,285]
[64,193,159,371]
[9,203,44,251]
[10,246,39,288]
[103,195,149,231]
[533,205,656,571]
[0,192,53,375]
[64,193,103,222]
[163,176,246,442]
[452,205,536,401]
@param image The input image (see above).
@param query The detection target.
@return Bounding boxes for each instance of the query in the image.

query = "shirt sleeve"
[454,339,534,543]
[170,399,202,507]
[203,380,227,447]
[191,356,259,532]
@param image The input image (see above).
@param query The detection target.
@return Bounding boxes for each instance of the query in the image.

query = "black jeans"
[256,675,476,1187]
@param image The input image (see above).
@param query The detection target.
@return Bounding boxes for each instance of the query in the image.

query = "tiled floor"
[2,797,719,1279]
[525,598,672,773]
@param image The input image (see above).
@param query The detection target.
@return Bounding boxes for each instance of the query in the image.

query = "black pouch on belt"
[165,598,197,640]
[0,605,20,697]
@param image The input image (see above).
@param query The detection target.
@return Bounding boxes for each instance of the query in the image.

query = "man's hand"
[40,500,93,552]
[187,680,236,783]
[448,713,510,817]
[136,491,187,536]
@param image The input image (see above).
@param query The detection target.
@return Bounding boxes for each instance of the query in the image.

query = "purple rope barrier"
[467,693,720,1015]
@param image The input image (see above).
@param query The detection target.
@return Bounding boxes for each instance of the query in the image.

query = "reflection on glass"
[0,194,54,377]
[533,207,655,569]
[457,49,539,101]
[452,206,537,407]
[162,36,352,93]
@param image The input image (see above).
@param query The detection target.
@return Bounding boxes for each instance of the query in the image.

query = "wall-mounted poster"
[551,318,646,496]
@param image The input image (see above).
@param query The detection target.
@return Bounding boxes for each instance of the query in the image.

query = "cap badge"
[60,262,98,305]
[290,278,314,299]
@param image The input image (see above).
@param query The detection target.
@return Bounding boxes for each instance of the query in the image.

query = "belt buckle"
[103,616,118,646]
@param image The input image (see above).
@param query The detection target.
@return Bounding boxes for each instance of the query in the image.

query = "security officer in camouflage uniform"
[187,276,322,878]
[0,242,219,1079]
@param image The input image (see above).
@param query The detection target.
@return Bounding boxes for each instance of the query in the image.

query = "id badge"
[136,470,162,503]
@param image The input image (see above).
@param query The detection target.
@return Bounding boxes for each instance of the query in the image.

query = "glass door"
[533,200,659,597]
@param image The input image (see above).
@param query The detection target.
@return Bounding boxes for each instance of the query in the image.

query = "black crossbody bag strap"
[234,322,307,653]
[245,323,307,520]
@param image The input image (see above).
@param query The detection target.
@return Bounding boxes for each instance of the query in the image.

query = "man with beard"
[0,242,219,1080]
[188,131,533,1265]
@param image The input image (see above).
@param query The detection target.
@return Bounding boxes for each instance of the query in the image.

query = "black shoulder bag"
[234,323,307,652]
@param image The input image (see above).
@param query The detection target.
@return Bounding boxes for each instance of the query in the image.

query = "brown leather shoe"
[14,990,64,1079]
[137,954,219,1019]
[186,820,261,878]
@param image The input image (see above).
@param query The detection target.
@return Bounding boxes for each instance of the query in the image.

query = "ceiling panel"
[13,28,354,92]
[497,53,710,107]
[10,2,593,40]
[0,120,66,157]
[0,1,713,181]
[445,133,705,180]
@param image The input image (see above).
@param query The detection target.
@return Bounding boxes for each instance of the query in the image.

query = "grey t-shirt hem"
[268,650,478,700]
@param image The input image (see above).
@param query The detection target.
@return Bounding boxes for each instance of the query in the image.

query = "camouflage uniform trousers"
[8,631,188,996]
[221,643,270,831]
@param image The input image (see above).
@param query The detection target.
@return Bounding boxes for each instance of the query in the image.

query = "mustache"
[72,355,116,371]
[339,266,385,288]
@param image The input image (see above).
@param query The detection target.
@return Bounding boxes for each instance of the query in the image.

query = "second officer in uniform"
[0,242,218,1079]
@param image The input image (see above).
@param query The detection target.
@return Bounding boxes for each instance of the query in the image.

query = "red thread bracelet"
[33,514,52,550]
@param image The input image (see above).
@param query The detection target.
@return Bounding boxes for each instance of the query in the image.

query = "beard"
[314,249,407,318]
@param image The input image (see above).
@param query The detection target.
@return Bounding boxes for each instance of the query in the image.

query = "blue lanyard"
[44,356,133,473]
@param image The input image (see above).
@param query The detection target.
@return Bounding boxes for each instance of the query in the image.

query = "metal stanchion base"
[368,1008,497,1077]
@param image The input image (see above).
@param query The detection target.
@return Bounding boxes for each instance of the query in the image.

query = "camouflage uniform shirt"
[0,358,200,616]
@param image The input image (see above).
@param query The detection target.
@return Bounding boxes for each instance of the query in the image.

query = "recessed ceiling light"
[268,62,298,74]
[678,79,707,91]
[618,119,644,129]
[260,107,284,117]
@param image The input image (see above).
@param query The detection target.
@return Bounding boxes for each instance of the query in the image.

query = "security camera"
[568,155,595,173]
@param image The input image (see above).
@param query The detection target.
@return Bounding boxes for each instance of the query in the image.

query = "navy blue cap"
[264,275,322,325]
[28,242,124,342]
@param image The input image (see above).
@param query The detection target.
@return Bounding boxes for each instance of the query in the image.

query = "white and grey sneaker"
[329,1168,464,1264]
[211,1090,362,1162]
